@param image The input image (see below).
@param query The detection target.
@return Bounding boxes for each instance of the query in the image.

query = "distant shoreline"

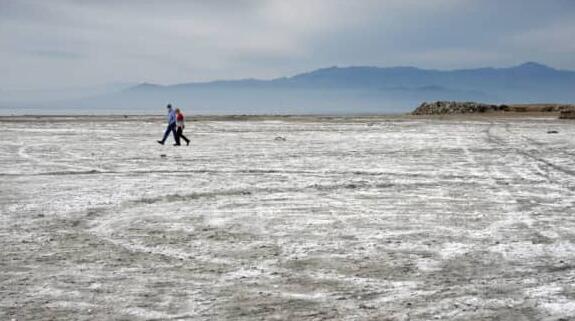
[0,111,565,123]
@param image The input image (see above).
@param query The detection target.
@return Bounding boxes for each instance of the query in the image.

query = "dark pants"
[160,123,179,144]
[176,127,189,145]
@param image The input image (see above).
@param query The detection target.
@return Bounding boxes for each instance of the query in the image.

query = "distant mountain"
[4,62,575,115]
[265,62,572,92]
[135,61,571,90]
[115,62,575,114]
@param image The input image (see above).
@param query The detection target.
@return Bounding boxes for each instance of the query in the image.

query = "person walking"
[175,108,190,146]
[157,104,180,145]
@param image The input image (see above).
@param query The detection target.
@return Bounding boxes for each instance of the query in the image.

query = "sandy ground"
[1,115,575,321]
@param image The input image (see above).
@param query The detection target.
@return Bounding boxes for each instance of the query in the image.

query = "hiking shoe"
[173,143,181,146]
[157,140,164,145]
[186,141,190,146]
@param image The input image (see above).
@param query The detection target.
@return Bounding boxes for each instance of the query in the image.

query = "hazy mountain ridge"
[128,62,573,90]
[2,62,574,114]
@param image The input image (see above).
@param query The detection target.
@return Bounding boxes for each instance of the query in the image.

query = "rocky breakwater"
[559,110,575,119]
[412,101,505,115]
[412,101,575,116]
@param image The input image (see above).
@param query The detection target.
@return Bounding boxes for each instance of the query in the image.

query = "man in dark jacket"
[157,104,180,145]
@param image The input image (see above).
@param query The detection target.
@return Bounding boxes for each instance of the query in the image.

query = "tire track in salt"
[487,122,575,178]
[84,181,399,267]
[423,122,549,316]
[500,123,575,192]
[458,122,534,239]
[487,122,553,185]
[486,122,575,198]
[17,145,103,173]
[481,120,575,317]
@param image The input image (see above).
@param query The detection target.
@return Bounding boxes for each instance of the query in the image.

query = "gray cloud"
[1,0,574,91]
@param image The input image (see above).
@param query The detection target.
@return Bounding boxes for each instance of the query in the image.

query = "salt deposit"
[1,115,574,320]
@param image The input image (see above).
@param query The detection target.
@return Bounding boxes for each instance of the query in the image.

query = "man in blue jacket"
[157,104,180,145]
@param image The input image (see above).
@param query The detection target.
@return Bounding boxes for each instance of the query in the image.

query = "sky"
[1,0,575,92]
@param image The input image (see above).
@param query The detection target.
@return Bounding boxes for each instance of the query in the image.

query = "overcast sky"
[1,0,575,90]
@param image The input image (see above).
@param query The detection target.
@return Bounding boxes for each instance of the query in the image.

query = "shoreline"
[0,111,565,123]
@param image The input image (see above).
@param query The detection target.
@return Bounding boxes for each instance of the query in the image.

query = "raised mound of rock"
[559,110,575,119]
[412,101,504,115]
[413,102,575,115]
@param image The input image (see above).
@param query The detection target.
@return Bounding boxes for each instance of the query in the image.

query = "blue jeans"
[160,123,179,144]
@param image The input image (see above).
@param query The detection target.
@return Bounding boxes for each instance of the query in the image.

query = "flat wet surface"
[1,116,575,320]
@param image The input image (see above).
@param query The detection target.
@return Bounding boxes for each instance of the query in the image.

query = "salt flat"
[1,116,575,321]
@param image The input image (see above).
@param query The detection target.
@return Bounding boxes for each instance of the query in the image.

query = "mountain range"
[3,62,575,114]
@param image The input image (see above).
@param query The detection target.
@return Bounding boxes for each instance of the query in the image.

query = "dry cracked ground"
[1,116,575,321]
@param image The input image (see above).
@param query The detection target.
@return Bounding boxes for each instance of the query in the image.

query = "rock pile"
[559,110,575,119]
[412,101,504,115]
